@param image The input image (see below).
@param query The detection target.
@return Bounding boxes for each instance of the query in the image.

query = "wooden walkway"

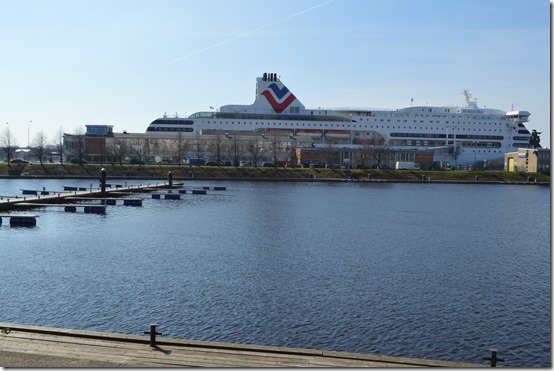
[0,182,178,212]
[0,323,482,367]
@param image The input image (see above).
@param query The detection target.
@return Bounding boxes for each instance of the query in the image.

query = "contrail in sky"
[163,0,335,66]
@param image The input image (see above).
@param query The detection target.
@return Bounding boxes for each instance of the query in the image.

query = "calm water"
[0,179,550,367]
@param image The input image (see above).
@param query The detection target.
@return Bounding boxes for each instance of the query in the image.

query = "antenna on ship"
[463,89,478,108]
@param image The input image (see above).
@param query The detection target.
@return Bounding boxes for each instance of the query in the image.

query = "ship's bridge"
[506,110,530,123]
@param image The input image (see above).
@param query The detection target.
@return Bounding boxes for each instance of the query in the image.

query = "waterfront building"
[504,148,550,174]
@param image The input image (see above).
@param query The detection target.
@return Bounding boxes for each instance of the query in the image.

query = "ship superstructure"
[146,73,538,166]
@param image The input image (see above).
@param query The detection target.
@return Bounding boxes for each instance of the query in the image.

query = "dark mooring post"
[144,323,162,347]
[483,349,504,367]
[100,168,107,195]
[168,171,173,188]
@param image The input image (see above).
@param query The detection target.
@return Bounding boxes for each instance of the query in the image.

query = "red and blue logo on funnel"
[261,83,296,113]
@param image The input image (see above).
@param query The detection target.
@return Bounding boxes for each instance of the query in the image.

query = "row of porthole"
[205,120,507,132]
[367,118,505,126]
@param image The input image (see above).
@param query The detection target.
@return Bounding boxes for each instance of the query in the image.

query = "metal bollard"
[100,168,107,194]
[144,324,162,347]
[483,349,504,367]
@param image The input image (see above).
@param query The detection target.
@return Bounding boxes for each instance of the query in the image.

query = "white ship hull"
[146,73,538,166]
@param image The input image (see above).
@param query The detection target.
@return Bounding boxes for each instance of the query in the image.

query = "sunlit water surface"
[0,179,550,367]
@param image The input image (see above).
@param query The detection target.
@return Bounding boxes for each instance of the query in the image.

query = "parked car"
[261,162,275,167]
[371,164,389,169]
[70,158,88,164]
[204,160,219,166]
[301,161,324,168]
[10,158,29,164]
[187,158,206,166]
[220,160,232,166]
[239,161,253,167]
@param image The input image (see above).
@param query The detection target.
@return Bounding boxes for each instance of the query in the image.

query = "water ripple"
[0,180,549,367]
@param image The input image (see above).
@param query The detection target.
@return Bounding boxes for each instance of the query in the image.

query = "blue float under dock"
[64,186,88,192]
[123,199,143,206]
[0,214,39,227]
[21,190,51,196]
[83,206,106,214]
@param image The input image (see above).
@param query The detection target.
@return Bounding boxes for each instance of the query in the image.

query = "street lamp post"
[27,120,32,148]
[472,141,478,170]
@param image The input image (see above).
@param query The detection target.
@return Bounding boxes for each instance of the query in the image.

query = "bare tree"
[367,137,390,168]
[32,131,48,166]
[70,126,86,162]
[55,126,65,164]
[357,141,375,169]
[246,139,262,167]
[107,138,130,165]
[171,132,188,165]
[228,135,242,165]
[143,138,157,164]
[1,124,18,166]
[208,134,226,164]
[193,132,203,160]
[130,138,147,164]
[321,142,335,165]
[268,133,280,164]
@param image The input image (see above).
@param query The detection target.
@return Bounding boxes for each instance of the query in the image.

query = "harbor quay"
[0,323,484,367]
[0,170,181,214]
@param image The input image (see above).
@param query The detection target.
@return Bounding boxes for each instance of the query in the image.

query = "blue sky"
[0,0,550,147]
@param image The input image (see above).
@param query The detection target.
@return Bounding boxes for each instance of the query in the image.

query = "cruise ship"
[146,73,539,166]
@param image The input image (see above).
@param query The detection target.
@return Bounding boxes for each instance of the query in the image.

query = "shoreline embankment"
[0,163,550,185]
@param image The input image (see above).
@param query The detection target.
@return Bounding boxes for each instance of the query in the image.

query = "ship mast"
[463,89,478,108]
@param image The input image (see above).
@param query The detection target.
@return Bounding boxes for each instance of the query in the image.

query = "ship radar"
[463,89,479,108]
